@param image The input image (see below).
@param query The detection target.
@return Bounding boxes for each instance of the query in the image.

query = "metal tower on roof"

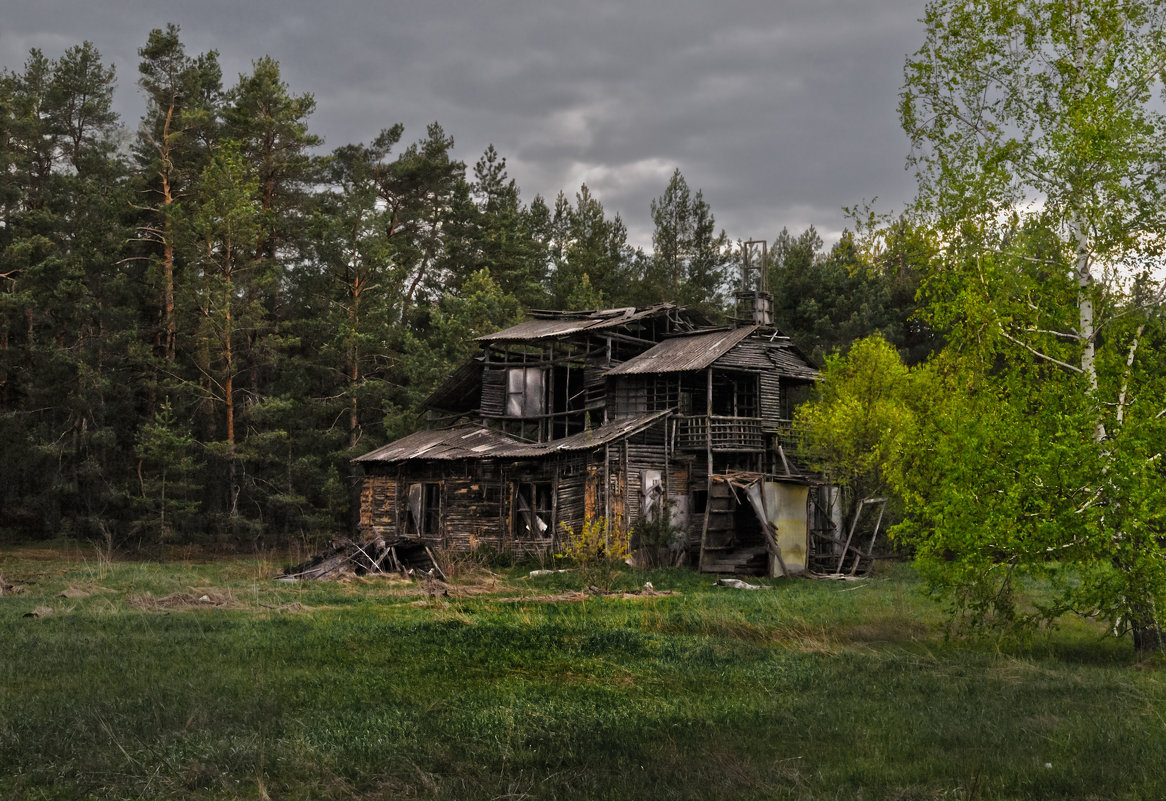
[734,239,772,327]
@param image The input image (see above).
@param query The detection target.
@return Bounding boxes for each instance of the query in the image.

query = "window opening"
[406,482,442,537]
[711,372,758,417]
[506,367,545,418]
[514,482,553,539]
[641,470,663,517]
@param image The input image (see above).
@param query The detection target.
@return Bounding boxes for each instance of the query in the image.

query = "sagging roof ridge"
[475,303,710,343]
[605,326,757,375]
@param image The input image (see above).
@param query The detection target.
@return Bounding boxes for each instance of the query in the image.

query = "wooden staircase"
[701,545,767,575]
[698,482,767,575]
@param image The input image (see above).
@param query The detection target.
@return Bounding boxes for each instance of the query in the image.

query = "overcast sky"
[3,0,928,250]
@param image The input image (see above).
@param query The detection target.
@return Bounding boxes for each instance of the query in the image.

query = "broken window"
[711,372,759,417]
[514,482,552,539]
[641,470,663,518]
[506,367,545,418]
[405,482,442,537]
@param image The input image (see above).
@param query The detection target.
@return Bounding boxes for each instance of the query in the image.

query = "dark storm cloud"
[2,0,927,249]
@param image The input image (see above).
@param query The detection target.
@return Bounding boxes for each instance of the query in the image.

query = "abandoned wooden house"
[354,245,847,576]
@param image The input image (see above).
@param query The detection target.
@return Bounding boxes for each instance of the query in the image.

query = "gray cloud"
[2,0,928,250]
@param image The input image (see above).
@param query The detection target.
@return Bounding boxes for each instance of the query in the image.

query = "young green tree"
[135,400,200,542]
[899,0,1166,648]
[179,146,262,525]
[796,335,921,526]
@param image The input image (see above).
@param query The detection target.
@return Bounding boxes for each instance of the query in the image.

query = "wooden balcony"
[675,415,765,452]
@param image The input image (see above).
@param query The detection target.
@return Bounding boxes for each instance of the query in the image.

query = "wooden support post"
[850,498,887,577]
[603,443,611,526]
[699,368,714,572]
[552,459,560,552]
[835,500,864,574]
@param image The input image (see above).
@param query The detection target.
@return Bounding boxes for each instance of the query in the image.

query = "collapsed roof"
[354,411,669,464]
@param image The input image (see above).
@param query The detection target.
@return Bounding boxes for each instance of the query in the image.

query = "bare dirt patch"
[268,601,310,613]
[129,589,239,611]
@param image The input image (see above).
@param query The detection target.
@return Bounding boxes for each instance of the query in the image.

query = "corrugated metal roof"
[535,410,669,453]
[476,305,677,342]
[605,327,756,375]
[353,411,670,464]
[474,317,604,341]
[352,427,520,463]
[765,345,818,381]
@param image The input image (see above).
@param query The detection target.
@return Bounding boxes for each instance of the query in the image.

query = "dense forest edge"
[0,26,931,550]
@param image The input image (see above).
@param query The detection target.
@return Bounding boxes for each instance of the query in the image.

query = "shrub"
[558,516,629,591]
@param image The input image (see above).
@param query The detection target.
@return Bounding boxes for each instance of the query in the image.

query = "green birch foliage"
[797,336,919,502]
[898,0,1166,644]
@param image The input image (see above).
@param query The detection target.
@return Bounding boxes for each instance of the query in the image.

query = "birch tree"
[899,0,1166,648]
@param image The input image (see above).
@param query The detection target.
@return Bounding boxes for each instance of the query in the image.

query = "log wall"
[358,472,398,539]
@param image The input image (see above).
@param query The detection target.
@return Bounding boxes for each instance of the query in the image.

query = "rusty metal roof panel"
[605,327,757,375]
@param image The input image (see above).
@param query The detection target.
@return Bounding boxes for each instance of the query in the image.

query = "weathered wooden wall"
[443,478,507,551]
[555,456,591,535]
[759,371,781,422]
[358,471,398,539]
[623,422,667,524]
[481,369,506,416]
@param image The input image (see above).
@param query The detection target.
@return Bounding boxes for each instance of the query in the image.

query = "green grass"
[1,545,1163,800]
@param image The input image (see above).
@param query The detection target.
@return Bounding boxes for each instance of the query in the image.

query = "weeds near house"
[630,500,682,568]
[558,516,629,591]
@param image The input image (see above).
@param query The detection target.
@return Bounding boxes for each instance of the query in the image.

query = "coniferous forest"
[0,26,928,549]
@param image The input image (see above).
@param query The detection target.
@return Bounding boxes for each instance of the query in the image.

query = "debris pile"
[280,537,445,582]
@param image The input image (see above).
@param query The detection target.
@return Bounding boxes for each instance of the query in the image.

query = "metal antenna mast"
[734,239,772,326]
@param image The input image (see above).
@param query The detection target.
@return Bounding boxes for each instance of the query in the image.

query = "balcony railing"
[674,416,817,461]
[675,415,765,451]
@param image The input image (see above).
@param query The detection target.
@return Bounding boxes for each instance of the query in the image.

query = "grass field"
[1,543,1164,800]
